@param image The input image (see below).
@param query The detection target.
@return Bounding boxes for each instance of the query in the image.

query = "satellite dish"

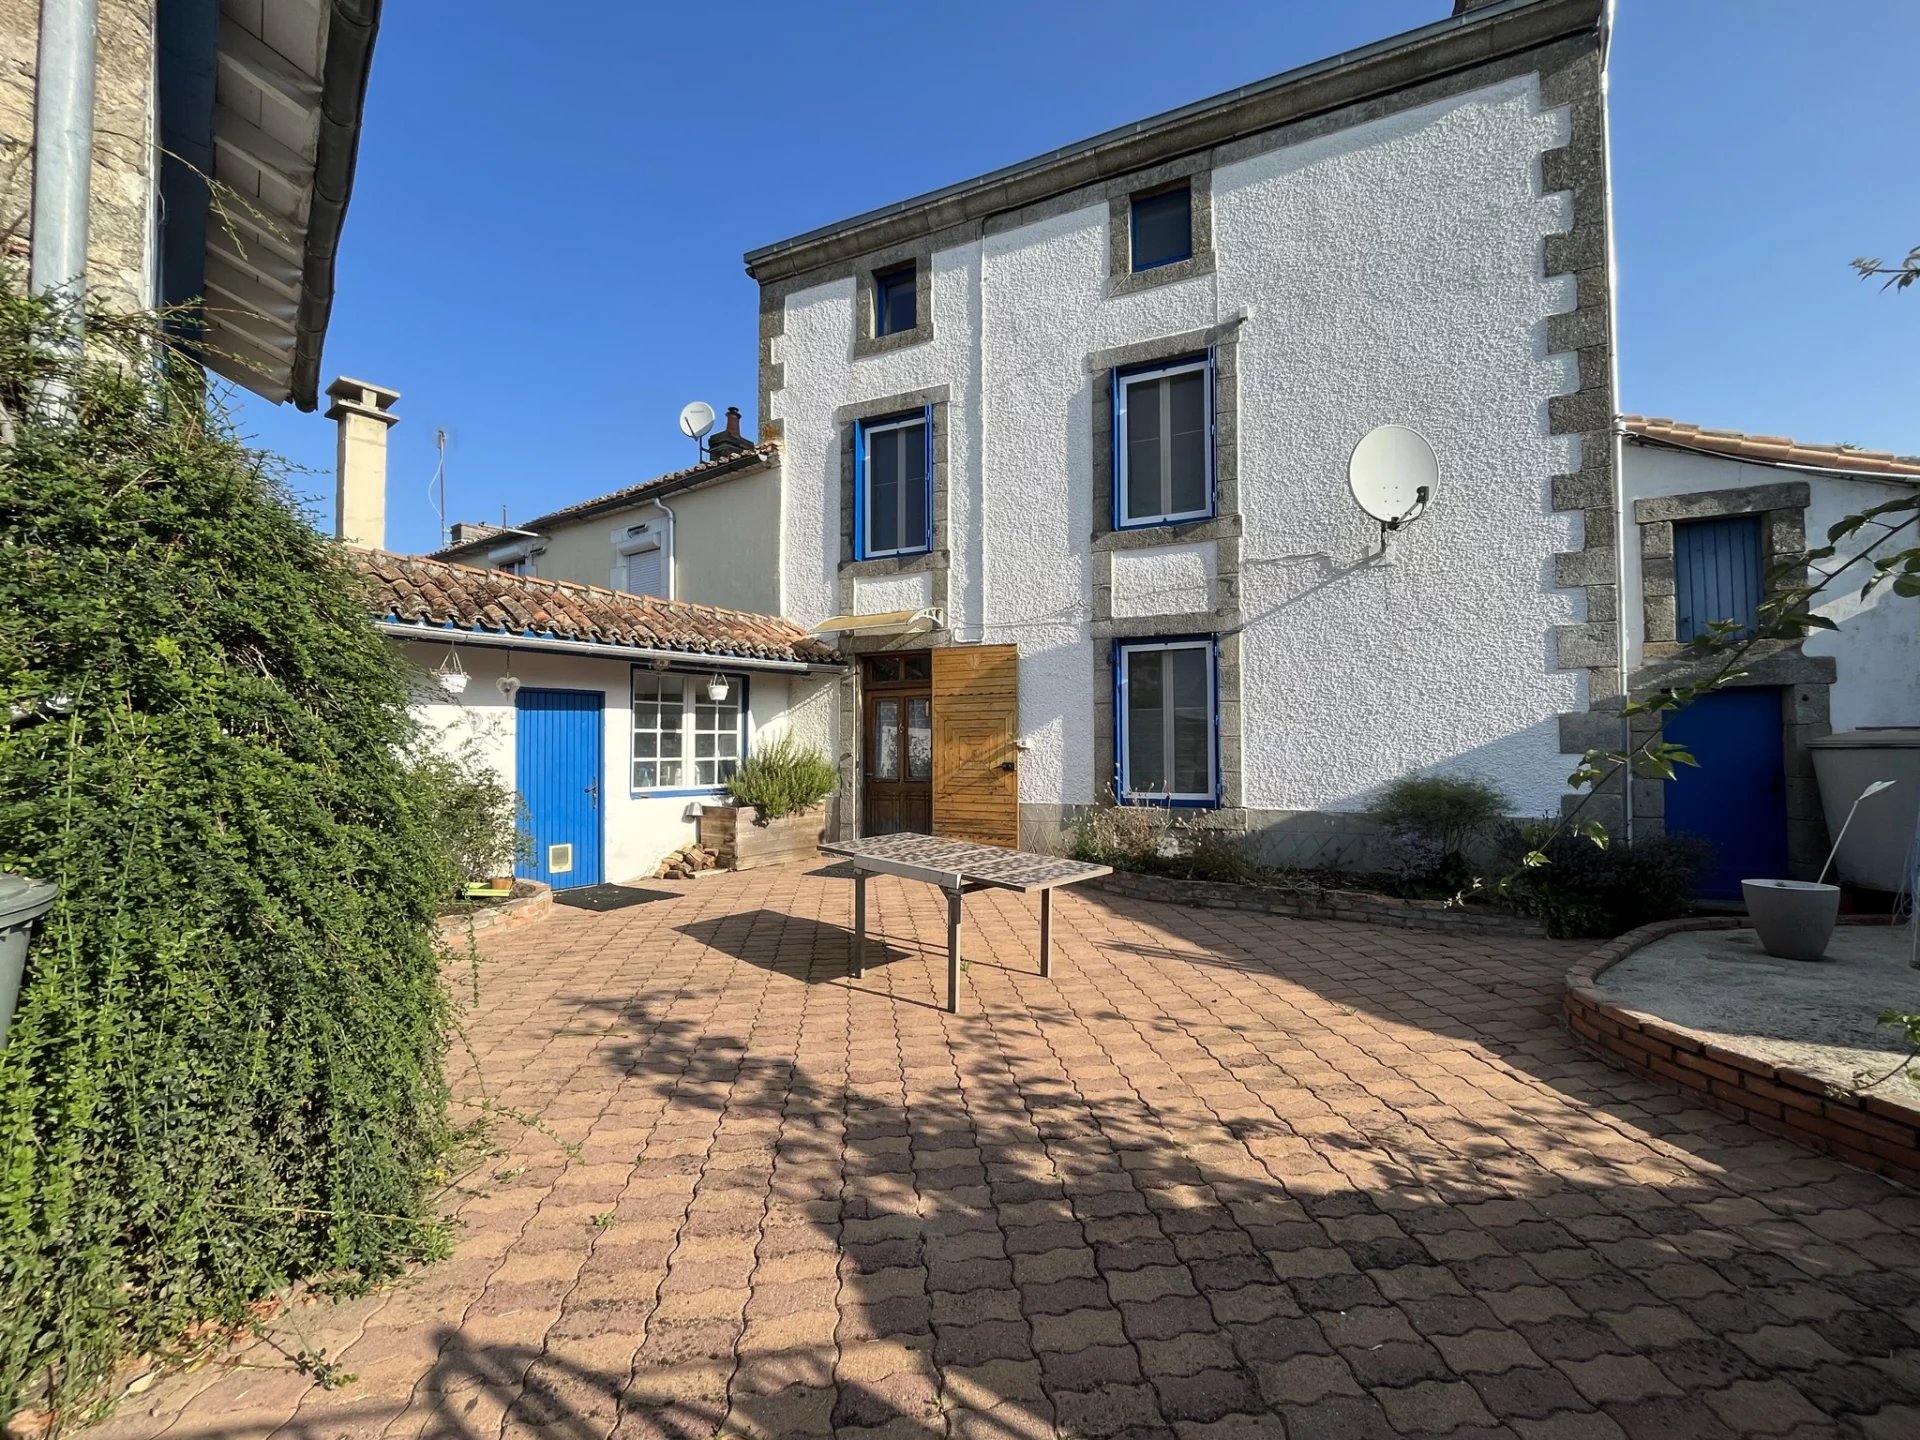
[1348,424,1438,528]
[678,401,716,442]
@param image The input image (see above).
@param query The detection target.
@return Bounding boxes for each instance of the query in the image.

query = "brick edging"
[1083,870,1547,937]
[1564,918,1920,1187]
[436,882,553,941]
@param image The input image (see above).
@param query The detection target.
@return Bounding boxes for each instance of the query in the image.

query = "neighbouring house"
[1619,416,1920,897]
[328,381,844,890]
[744,0,1619,861]
[1,0,379,407]
[433,407,784,615]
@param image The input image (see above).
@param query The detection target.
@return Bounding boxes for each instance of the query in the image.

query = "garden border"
[1083,870,1546,937]
[1564,917,1920,1188]
[436,882,552,940]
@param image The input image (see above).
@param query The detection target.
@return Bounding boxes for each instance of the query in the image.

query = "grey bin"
[0,875,58,1050]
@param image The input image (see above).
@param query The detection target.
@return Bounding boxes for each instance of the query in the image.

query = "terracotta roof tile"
[1621,416,1920,478]
[428,443,780,559]
[351,550,839,666]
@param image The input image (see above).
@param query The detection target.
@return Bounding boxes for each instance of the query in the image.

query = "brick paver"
[80,864,1920,1439]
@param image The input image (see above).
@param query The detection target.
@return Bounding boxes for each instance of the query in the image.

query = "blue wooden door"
[1674,515,1763,642]
[515,688,604,890]
[1663,687,1787,900]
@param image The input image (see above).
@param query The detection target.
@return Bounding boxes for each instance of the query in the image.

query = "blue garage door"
[1663,687,1788,901]
[515,688,604,890]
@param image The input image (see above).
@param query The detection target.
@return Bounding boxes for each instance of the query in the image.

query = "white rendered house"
[746,0,1621,862]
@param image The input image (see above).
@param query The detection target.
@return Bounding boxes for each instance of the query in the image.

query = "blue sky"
[233,1,1919,556]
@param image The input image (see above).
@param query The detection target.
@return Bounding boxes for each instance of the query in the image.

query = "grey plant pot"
[1741,879,1841,962]
[0,874,59,1049]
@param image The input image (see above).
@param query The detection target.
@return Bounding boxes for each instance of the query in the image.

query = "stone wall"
[0,0,158,313]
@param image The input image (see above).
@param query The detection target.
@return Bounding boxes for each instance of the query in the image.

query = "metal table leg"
[947,886,963,1014]
[1039,887,1052,978]
[852,871,866,979]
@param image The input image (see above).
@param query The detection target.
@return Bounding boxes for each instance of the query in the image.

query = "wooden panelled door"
[861,654,933,836]
[932,645,1020,849]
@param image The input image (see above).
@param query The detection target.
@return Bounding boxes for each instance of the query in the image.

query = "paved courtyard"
[87,864,1920,1439]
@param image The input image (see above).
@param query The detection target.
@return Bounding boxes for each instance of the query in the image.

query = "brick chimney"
[705,405,755,460]
[325,377,400,549]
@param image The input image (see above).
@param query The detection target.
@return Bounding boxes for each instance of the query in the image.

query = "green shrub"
[1495,823,1712,938]
[408,739,531,893]
[725,735,837,821]
[1367,772,1512,858]
[1066,803,1303,890]
[0,286,454,1419]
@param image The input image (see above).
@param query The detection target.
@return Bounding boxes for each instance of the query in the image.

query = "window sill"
[841,549,943,575]
[1093,515,1239,550]
[1117,794,1219,810]
[853,324,933,359]
[1107,249,1215,298]
[632,786,732,800]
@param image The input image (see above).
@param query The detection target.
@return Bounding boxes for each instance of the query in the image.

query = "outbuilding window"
[1115,355,1212,528]
[631,669,745,792]
[855,409,932,559]
[1115,637,1217,805]
[1673,515,1764,642]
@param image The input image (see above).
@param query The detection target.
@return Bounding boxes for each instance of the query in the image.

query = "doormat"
[554,884,680,912]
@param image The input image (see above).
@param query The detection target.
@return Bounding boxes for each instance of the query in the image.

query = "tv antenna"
[1348,424,1437,557]
[679,401,716,461]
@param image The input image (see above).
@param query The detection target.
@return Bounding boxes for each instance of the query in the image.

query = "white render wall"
[397,640,798,884]
[1620,446,1920,732]
[774,75,1587,818]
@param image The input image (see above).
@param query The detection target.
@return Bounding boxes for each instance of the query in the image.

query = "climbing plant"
[0,282,455,1423]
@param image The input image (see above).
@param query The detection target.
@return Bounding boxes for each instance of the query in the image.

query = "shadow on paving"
[147,880,1920,1439]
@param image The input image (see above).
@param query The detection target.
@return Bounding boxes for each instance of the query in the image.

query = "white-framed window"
[1116,638,1216,804]
[1115,356,1212,528]
[631,669,745,792]
[614,518,668,598]
[858,411,930,559]
[488,536,544,576]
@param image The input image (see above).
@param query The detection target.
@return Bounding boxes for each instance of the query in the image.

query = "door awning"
[809,608,942,637]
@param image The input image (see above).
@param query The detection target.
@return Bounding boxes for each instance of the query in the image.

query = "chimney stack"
[706,404,755,459]
[326,377,400,549]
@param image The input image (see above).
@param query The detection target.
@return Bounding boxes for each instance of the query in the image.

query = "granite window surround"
[852,244,935,359]
[1626,478,1834,879]
[1107,161,1215,297]
[835,386,952,629]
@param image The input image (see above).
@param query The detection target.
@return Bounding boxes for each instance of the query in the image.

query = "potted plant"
[699,736,838,871]
[1742,780,1897,961]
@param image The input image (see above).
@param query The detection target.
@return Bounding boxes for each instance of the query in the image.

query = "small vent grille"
[548,843,574,874]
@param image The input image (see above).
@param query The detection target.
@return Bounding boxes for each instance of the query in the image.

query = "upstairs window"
[1115,355,1212,528]
[487,537,542,576]
[1130,184,1193,271]
[1674,515,1764,642]
[631,670,744,792]
[875,262,917,337]
[1117,638,1217,805]
[856,410,932,559]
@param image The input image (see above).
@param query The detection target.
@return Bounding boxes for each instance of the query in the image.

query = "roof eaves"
[430,443,778,559]
[742,0,1600,283]
[289,0,382,411]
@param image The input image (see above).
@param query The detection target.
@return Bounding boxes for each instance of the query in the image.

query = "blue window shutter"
[1211,636,1223,806]
[1110,369,1122,531]
[852,420,867,561]
[1674,516,1763,642]
[1112,638,1126,800]
[922,405,935,555]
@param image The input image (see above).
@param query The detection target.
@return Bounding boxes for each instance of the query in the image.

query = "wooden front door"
[932,644,1020,849]
[861,654,933,836]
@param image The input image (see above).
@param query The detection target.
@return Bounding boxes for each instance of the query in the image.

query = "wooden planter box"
[698,805,826,872]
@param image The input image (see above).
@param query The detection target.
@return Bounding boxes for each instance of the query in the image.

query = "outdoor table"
[820,833,1112,1013]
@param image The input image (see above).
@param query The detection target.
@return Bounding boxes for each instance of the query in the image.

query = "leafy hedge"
[0,291,454,1420]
